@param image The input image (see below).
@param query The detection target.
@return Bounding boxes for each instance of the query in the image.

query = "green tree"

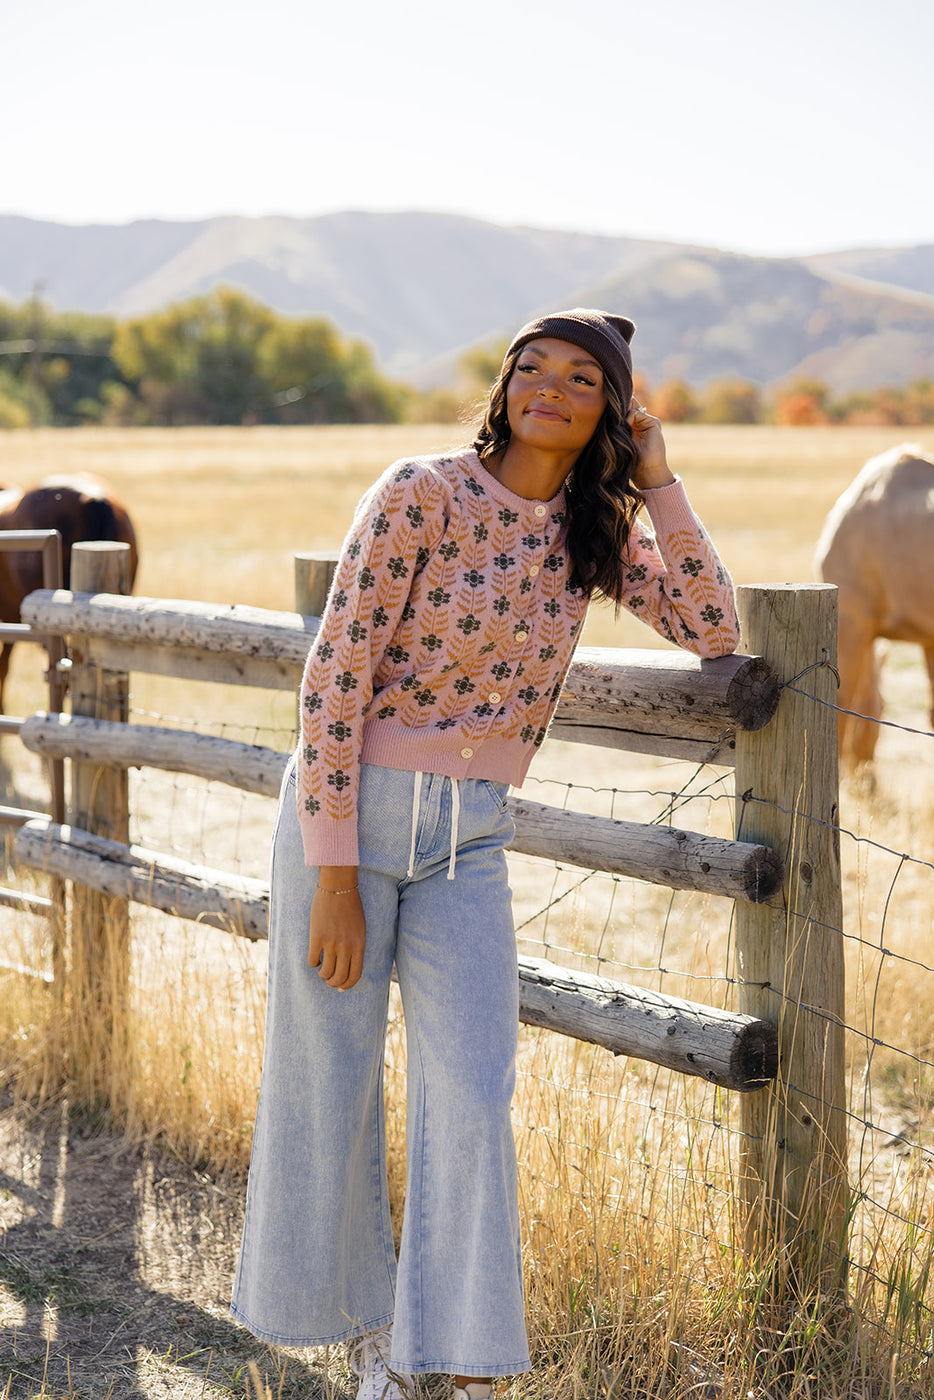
[458,342,509,395]
[197,289,276,423]
[113,287,275,425]
[258,317,346,422]
[338,339,408,423]
[259,316,407,424]
[43,310,122,424]
[0,299,122,425]
[113,292,406,426]
[0,367,31,428]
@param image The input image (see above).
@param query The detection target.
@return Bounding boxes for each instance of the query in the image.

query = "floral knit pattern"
[297,449,739,866]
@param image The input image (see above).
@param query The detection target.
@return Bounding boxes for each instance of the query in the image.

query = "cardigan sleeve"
[620,478,740,656]
[296,460,449,866]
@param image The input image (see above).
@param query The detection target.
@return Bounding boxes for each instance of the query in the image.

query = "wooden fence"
[0,529,67,955]
[10,543,846,1279]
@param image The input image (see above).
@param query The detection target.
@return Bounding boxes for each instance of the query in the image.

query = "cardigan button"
[528,564,540,577]
[488,692,501,704]
[534,504,547,517]
[514,630,529,643]
[461,746,474,759]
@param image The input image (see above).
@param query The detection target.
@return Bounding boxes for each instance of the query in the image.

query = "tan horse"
[0,474,139,711]
[815,444,934,763]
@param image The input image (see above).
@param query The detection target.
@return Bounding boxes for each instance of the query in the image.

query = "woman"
[230,309,740,1398]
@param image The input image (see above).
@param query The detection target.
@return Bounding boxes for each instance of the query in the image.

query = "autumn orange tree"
[647,379,698,422]
[831,379,934,426]
[698,379,763,424]
[772,378,830,425]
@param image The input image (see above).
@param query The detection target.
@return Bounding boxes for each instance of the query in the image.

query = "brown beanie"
[505,308,636,409]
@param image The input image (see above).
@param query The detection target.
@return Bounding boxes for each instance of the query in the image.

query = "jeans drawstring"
[406,772,461,881]
[447,778,460,882]
[407,771,423,879]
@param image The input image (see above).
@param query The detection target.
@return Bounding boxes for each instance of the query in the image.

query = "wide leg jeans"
[230,760,531,1378]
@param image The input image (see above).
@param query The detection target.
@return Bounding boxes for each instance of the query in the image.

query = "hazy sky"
[3,0,930,256]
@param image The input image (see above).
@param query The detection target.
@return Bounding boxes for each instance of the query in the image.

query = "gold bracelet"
[318,885,359,895]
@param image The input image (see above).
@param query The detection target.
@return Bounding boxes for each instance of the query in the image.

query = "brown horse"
[0,474,139,711]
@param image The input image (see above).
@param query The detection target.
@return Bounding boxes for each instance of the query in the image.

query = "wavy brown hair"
[473,346,643,604]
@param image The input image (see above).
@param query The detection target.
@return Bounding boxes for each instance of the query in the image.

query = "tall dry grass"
[2,423,934,1396]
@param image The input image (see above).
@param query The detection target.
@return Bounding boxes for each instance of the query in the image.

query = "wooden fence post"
[69,543,133,1094]
[295,551,337,734]
[734,583,847,1288]
[294,551,338,617]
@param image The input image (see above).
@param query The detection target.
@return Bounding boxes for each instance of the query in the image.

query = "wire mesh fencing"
[5,576,934,1382]
[100,642,934,1365]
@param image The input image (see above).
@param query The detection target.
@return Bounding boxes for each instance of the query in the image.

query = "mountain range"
[2,211,933,393]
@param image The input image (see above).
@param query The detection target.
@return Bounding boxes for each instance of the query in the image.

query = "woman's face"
[505,337,607,456]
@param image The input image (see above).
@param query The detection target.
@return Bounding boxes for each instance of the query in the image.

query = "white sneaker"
[454,1387,493,1400]
[348,1326,412,1400]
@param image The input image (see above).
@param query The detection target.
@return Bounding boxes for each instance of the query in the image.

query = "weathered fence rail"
[23,588,779,760]
[14,816,776,1092]
[20,712,782,903]
[9,548,848,1277]
[16,577,786,1093]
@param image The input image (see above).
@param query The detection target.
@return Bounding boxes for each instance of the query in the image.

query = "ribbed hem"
[299,813,359,868]
[361,727,532,787]
[298,732,534,869]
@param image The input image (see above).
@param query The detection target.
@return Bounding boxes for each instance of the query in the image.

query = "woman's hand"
[628,401,676,491]
[308,870,366,990]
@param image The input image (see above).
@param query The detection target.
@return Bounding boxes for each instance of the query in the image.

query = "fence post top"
[71,541,132,555]
[736,582,837,594]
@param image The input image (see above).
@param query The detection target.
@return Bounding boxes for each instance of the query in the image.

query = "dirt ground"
[0,1092,334,1400]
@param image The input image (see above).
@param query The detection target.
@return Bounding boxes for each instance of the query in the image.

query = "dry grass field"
[0,422,921,627]
[1,423,934,1399]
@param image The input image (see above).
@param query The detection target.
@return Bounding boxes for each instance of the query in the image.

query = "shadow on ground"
[0,1091,335,1399]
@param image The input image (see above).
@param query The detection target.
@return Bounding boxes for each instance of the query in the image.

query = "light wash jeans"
[230,759,531,1378]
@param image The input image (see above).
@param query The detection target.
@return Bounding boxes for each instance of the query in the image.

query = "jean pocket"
[480,779,510,816]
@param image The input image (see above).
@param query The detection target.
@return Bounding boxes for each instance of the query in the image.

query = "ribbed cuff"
[299,814,359,868]
[640,476,702,534]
